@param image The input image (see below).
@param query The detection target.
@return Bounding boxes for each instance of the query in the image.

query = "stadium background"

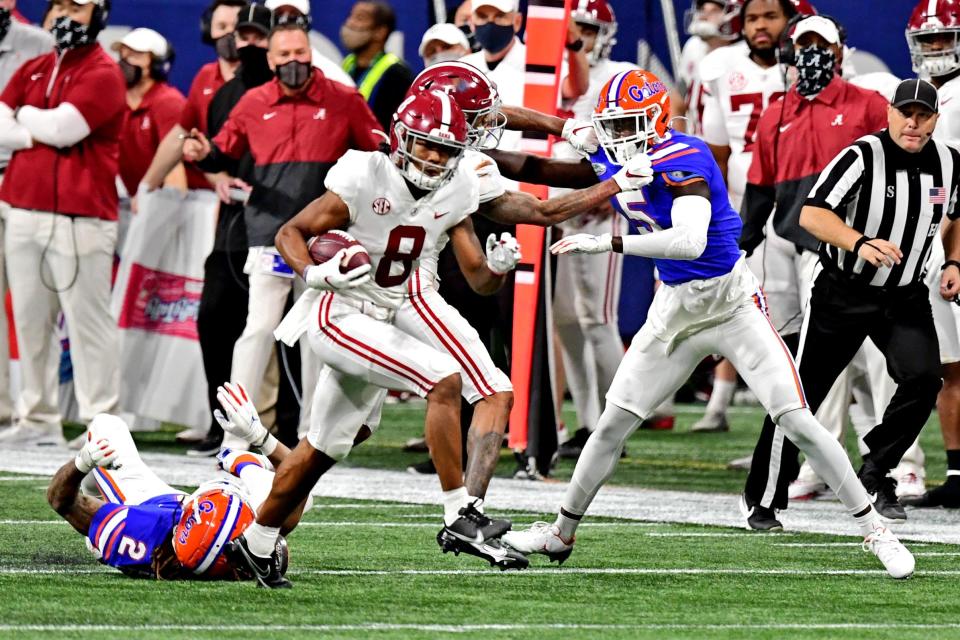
[17,0,915,96]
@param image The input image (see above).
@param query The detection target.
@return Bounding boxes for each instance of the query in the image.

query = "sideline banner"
[111,188,217,430]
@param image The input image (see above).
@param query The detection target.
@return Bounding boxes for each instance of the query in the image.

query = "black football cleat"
[456,500,512,540]
[225,534,292,589]
[437,528,529,570]
[861,474,907,524]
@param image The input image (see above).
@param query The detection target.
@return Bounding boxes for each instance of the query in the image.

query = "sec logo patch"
[372,197,392,215]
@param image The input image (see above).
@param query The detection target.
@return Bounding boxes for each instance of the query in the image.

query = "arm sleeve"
[805,146,864,214]
[618,195,710,259]
[349,92,386,151]
[16,103,91,148]
[0,103,32,150]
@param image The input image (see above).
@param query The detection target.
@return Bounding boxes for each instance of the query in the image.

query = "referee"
[742,79,960,525]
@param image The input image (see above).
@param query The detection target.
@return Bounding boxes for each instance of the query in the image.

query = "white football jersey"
[678,38,712,135]
[415,148,506,282]
[324,150,480,309]
[934,75,960,147]
[699,41,789,208]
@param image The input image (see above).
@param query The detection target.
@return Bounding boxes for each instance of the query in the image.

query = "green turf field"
[3,404,957,639]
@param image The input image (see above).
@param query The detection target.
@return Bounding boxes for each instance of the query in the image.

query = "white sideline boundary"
[2,445,959,544]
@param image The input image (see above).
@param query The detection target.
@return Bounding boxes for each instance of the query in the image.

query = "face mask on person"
[215,33,239,62]
[340,25,372,51]
[118,59,144,88]
[424,50,463,68]
[794,45,836,97]
[275,60,311,89]
[0,8,11,43]
[238,44,272,84]
[50,15,95,50]
[473,22,514,54]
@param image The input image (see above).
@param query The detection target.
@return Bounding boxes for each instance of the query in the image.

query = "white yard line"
[2,446,958,544]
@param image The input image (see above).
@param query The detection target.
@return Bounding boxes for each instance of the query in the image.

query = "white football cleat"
[690,412,729,433]
[863,526,915,579]
[502,522,574,565]
[788,477,828,501]
[894,472,925,499]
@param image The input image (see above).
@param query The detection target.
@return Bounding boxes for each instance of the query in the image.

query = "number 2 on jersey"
[376,225,426,287]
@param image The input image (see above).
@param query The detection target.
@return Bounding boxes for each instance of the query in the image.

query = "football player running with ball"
[226,88,635,587]
[501,70,916,579]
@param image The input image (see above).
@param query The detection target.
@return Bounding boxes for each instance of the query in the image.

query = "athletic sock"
[946,450,960,482]
[705,379,737,415]
[442,487,470,526]
[555,508,581,541]
[853,505,885,538]
[245,522,281,559]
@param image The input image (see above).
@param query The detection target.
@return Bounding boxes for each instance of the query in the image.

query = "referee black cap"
[892,78,939,114]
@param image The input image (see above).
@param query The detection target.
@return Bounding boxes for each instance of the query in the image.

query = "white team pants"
[305,291,460,460]
[5,209,119,428]
[229,247,320,442]
[395,269,511,405]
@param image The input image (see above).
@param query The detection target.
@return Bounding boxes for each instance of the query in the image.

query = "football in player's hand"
[307,230,371,272]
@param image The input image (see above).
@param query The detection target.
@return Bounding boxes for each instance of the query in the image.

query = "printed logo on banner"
[117,263,204,340]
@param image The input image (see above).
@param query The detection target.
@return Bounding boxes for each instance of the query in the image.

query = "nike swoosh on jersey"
[433,211,449,219]
[263,112,277,121]
[779,123,792,133]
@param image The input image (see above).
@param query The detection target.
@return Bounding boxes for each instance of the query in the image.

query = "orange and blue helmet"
[173,480,256,579]
[593,69,671,164]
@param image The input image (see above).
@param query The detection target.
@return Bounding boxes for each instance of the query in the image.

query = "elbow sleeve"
[667,195,710,259]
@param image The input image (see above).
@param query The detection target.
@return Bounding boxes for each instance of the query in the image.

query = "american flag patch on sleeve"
[930,187,947,204]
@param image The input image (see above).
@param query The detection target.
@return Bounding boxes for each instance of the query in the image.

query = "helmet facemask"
[592,104,663,165]
[463,96,507,149]
[908,28,960,77]
[392,122,466,191]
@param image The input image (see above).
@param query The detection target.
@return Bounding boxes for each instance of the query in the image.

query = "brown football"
[306,230,371,272]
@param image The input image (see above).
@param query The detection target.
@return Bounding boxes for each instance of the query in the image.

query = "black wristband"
[852,235,871,255]
[941,260,960,272]
[565,38,584,52]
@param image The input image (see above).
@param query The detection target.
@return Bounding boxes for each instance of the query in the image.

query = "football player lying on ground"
[225,88,641,588]
[495,69,916,579]
[46,383,310,580]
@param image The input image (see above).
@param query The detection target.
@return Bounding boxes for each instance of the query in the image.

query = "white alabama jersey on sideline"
[397,148,513,405]
[323,149,480,310]
[699,40,787,209]
[678,36,712,135]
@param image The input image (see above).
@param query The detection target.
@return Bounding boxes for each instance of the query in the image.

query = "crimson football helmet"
[409,61,506,149]
[390,89,469,191]
[593,69,671,164]
[572,0,618,64]
[907,0,960,77]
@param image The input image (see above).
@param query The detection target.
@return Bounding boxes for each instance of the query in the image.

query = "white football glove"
[561,118,599,155]
[74,435,120,474]
[550,232,613,255]
[486,232,522,275]
[303,248,371,291]
[214,382,275,452]
[613,153,654,191]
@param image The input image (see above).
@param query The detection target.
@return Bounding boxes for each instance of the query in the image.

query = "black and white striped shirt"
[806,129,960,288]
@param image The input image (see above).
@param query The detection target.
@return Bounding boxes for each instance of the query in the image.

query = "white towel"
[274,288,321,347]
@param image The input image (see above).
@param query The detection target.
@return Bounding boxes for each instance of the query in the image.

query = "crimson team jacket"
[0,44,126,220]
[201,69,384,247]
[740,76,889,253]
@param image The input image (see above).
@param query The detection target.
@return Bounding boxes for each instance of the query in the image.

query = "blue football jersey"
[88,494,182,571]
[588,131,742,285]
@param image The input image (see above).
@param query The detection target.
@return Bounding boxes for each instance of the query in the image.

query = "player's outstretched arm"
[46,441,113,536]
[447,217,521,295]
[275,190,352,278]
[485,149,599,189]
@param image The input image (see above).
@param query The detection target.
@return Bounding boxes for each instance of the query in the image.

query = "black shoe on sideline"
[739,494,783,532]
[901,479,960,508]
[861,472,907,524]
[224,535,292,589]
[557,427,590,460]
[185,433,223,458]
[406,459,436,475]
